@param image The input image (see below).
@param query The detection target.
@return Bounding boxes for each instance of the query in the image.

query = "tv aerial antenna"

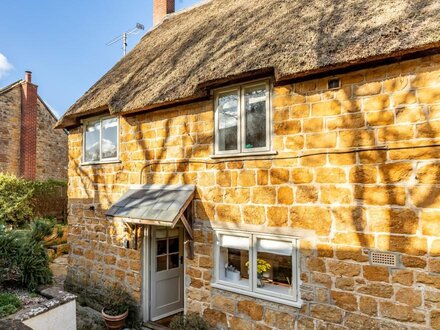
[106,23,145,56]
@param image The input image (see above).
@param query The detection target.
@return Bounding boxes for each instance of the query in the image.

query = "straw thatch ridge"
[56,0,440,128]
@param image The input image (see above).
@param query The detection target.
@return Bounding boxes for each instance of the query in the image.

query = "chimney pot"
[25,71,32,83]
[153,0,175,26]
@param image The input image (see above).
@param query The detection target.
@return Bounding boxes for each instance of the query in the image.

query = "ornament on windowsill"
[225,264,241,282]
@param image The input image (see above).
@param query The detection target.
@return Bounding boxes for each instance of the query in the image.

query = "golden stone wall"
[66,54,440,329]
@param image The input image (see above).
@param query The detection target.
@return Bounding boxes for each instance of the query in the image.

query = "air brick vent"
[328,78,341,89]
[370,251,397,267]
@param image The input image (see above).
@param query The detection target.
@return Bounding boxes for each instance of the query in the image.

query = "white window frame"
[212,230,301,307]
[214,79,272,156]
[81,116,120,165]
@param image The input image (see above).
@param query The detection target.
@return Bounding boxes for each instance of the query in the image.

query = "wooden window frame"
[214,79,272,156]
[81,115,120,165]
[212,230,301,307]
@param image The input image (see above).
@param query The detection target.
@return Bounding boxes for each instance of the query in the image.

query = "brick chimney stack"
[20,71,38,180]
[153,0,175,26]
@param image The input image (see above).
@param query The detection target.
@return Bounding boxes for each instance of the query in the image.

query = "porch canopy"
[106,184,195,238]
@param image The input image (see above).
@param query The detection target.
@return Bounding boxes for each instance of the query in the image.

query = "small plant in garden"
[55,224,64,238]
[0,219,53,291]
[102,285,130,316]
[170,313,211,330]
[0,293,21,318]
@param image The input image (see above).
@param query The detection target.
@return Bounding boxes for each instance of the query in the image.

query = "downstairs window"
[213,231,299,306]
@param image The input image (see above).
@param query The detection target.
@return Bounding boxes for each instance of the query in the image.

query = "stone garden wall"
[66,53,440,329]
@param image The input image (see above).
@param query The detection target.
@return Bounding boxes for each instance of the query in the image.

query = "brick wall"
[153,0,175,26]
[0,87,22,175]
[20,79,38,180]
[66,54,440,329]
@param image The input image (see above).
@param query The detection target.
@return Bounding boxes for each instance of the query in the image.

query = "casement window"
[213,231,300,306]
[83,117,119,164]
[214,80,271,156]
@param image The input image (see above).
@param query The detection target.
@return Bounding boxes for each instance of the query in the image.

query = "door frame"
[142,225,187,323]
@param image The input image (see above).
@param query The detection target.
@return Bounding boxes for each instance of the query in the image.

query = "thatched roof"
[56,0,440,128]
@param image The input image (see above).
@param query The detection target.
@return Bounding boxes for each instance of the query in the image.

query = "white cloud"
[0,53,13,80]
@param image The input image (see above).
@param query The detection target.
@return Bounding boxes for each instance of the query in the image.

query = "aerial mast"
[106,23,145,57]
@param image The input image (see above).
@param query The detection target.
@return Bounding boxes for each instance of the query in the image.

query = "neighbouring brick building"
[0,71,68,180]
[57,0,440,329]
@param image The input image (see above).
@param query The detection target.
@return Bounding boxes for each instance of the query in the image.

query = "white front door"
[150,226,184,321]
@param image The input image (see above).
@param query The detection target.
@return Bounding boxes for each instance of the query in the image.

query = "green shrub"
[30,218,55,242]
[0,293,21,318]
[0,220,53,291]
[0,174,67,228]
[18,239,52,291]
[0,174,35,227]
[170,314,211,330]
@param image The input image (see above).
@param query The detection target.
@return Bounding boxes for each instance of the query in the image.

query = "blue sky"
[0,0,201,118]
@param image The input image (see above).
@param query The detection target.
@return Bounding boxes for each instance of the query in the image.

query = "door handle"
[180,256,184,265]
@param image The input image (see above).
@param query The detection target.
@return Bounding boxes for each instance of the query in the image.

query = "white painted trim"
[212,230,301,307]
[214,231,253,291]
[142,226,151,323]
[82,115,120,164]
[151,308,184,322]
[80,160,122,166]
[213,78,272,156]
[240,81,271,154]
[209,150,277,159]
[214,88,240,155]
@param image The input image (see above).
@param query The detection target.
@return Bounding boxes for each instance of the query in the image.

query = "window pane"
[169,253,179,269]
[217,92,238,151]
[84,121,100,162]
[101,118,118,159]
[156,256,167,272]
[244,86,267,149]
[169,238,179,254]
[219,247,249,287]
[157,239,167,256]
[257,239,292,256]
[220,235,249,250]
[256,238,293,296]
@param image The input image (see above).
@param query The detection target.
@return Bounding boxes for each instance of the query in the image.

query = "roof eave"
[57,41,440,129]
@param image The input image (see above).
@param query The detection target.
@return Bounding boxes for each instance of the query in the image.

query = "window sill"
[80,160,121,167]
[210,150,277,160]
[211,282,302,308]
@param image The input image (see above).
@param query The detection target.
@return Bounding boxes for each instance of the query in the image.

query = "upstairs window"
[83,117,119,163]
[214,80,271,155]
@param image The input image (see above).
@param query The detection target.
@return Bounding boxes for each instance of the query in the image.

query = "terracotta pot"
[101,308,128,330]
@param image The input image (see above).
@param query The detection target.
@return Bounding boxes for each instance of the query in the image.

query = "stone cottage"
[0,71,68,180]
[56,0,440,328]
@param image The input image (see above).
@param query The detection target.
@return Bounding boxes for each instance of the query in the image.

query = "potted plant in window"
[101,285,130,330]
[246,258,271,287]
